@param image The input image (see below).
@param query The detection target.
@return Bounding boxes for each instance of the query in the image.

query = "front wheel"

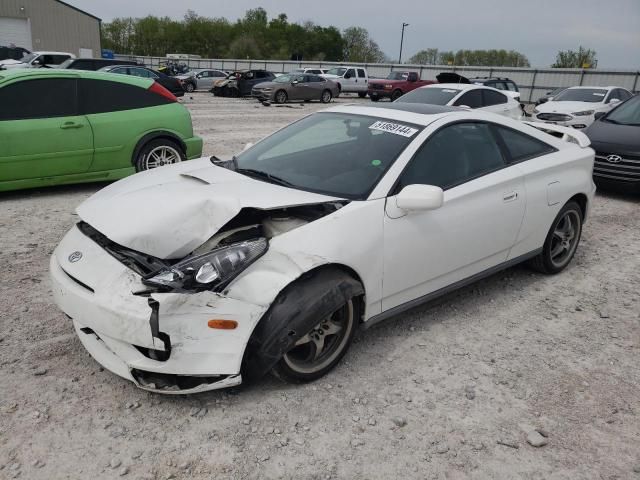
[391,89,403,101]
[358,91,367,98]
[134,138,185,172]
[370,95,380,102]
[529,201,583,274]
[185,82,195,93]
[320,89,332,103]
[273,297,358,383]
[274,90,288,104]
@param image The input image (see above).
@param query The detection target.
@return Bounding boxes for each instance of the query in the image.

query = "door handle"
[503,191,518,202]
[60,122,83,129]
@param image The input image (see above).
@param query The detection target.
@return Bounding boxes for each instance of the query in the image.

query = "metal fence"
[115,55,640,103]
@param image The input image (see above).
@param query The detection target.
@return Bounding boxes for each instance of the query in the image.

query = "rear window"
[78,79,173,114]
[397,87,461,105]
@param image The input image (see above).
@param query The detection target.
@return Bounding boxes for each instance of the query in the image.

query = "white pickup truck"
[0,51,75,69]
[321,66,369,97]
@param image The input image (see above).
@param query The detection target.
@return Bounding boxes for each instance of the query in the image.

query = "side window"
[51,55,70,64]
[346,68,356,78]
[482,89,508,106]
[310,75,324,83]
[0,78,77,120]
[73,60,93,70]
[213,71,226,77]
[78,79,172,114]
[453,90,483,108]
[490,81,507,90]
[109,67,128,75]
[255,71,268,79]
[397,123,506,191]
[494,125,556,163]
[199,71,210,78]
[506,81,518,92]
[619,89,632,101]
[407,72,418,81]
[357,69,366,78]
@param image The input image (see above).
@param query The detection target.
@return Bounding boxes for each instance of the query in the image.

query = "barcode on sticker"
[369,121,418,137]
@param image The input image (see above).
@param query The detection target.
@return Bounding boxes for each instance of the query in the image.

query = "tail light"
[148,81,176,102]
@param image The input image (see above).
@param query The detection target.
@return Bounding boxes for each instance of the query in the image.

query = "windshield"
[326,67,347,76]
[274,74,300,83]
[234,112,421,199]
[553,88,607,103]
[386,72,409,80]
[604,95,640,126]
[396,87,461,105]
[20,52,36,63]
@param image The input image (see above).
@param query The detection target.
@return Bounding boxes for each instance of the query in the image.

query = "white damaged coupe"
[51,103,596,394]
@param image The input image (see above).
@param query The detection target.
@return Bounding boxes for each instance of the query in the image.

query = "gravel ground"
[1,93,639,480]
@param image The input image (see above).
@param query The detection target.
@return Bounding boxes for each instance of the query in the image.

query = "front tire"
[370,95,380,102]
[391,89,403,101]
[185,82,195,93]
[273,297,359,383]
[320,89,332,103]
[134,138,185,172]
[529,201,583,274]
[275,90,288,104]
[358,91,367,98]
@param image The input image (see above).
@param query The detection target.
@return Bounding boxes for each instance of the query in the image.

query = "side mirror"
[594,112,606,120]
[609,98,621,105]
[396,184,444,212]
[32,59,41,66]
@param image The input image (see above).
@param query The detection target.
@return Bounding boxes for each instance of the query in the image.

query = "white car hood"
[0,59,26,67]
[537,101,603,113]
[76,158,342,259]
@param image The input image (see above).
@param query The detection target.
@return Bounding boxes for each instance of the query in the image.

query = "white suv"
[0,51,75,70]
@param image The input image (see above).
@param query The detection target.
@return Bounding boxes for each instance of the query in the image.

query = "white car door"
[381,121,526,311]
[343,68,358,91]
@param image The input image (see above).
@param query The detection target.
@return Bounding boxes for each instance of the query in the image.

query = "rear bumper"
[184,135,203,159]
[50,225,267,394]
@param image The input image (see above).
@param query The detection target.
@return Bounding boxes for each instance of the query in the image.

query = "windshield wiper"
[235,168,295,188]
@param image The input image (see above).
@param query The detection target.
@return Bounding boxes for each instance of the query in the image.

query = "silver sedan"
[252,73,339,104]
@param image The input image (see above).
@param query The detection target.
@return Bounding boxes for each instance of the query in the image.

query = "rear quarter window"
[494,125,556,162]
[78,79,173,114]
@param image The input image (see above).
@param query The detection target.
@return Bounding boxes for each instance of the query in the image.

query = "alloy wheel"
[143,145,182,170]
[550,210,581,268]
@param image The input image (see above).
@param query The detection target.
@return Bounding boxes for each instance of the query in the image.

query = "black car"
[98,65,185,97]
[585,94,640,193]
[536,87,567,106]
[211,70,276,97]
[0,45,30,61]
[59,57,137,71]
[436,73,519,95]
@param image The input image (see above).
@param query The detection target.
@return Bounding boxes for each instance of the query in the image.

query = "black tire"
[529,201,583,274]
[320,89,332,103]
[134,138,185,172]
[243,269,363,384]
[358,91,367,98]
[391,89,403,101]
[185,82,195,93]
[275,90,288,104]
[370,95,380,102]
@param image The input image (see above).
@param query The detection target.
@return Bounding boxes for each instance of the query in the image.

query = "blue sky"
[69,0,640,68]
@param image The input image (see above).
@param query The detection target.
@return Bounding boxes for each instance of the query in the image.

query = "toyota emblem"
[68,251,83,263]
[607,155,622,163]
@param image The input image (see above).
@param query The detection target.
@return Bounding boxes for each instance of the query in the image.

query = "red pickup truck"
[368,71,436,101]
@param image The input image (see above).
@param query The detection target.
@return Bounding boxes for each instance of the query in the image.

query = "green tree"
[408,48,439,65]
[552,46,597,68]
[342,27,386,62]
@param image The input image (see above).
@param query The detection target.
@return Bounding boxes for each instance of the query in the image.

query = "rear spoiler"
[523,121,591,148]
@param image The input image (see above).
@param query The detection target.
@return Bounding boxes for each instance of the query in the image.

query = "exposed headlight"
[143,238,268,292]
[572,110,595,116]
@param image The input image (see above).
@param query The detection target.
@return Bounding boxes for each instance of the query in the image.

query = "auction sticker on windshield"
[369,121,418,137]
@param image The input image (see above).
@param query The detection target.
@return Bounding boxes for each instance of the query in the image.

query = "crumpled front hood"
[77,158,342,259]
[537,101,604,114]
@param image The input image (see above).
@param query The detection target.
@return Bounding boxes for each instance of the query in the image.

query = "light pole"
[398,22,409,64]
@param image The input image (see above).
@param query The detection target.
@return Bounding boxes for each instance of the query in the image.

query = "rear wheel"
[391,89,403,101]
[275,90,288,104]
[320,89,332,103]
[134,138,185,172]
[529,201,583,274]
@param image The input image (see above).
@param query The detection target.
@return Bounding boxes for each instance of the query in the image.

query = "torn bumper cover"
[50,225,267,394]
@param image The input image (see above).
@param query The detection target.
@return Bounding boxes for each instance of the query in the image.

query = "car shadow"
[0,181,112,200]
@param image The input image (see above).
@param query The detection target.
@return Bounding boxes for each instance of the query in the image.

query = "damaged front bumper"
[50,225,267,394]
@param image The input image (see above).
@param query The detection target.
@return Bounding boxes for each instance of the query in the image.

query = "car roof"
[0,68,153,89]
[421,83,480,91]
[32,51,73,55]
[565,85,617,91]
[468,77,513,82]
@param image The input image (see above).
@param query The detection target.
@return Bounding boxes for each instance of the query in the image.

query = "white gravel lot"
[1,93,639,480]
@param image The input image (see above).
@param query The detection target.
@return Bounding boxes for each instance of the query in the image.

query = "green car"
[0,69,203,192]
